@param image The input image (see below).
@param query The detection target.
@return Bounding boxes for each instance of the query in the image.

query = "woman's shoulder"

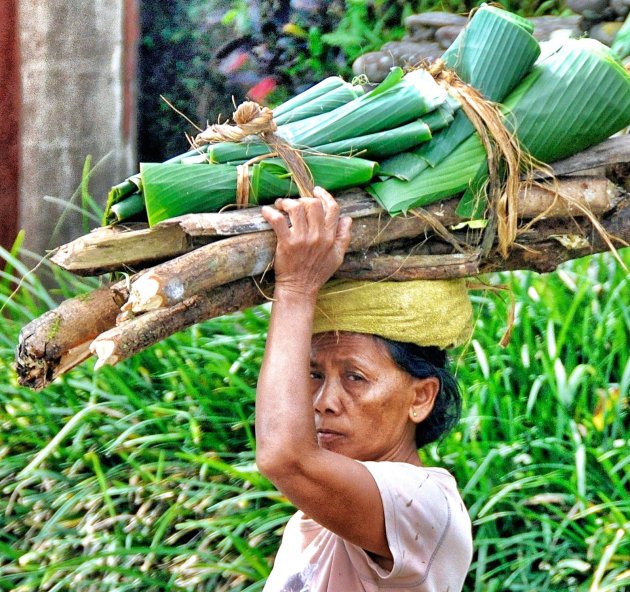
[360,460,458,487]
[355,460,472,584]
[358,460,468,519]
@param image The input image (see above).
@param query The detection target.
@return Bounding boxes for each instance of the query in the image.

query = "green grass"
[0,243,628,591]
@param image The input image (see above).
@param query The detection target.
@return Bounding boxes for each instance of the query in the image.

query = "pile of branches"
[14,135,630,390]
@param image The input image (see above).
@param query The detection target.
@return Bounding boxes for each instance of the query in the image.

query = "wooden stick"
[122,211,450,314]
[50,174,617,276]
[169,187,382,236]
[51,190,382,276]
[123,177,616,313]
[15,284,128,390]
[15,179,625,387]
[337,253,482,280]
[91,278,269,369]
[51,223,194,276]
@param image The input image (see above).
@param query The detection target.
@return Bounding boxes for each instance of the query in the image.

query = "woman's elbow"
[256,445,293,480]
[255,443,310,484]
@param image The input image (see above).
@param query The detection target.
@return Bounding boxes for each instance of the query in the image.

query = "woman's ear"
[409,377,440,423]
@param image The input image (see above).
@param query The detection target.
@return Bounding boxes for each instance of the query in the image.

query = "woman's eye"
[347,373,365,382]
[310,371,323,380]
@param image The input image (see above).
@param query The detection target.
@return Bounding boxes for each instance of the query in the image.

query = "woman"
[256,187,473,591]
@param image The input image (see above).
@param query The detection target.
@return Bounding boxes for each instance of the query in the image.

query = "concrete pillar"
[18,0,138,256]
[0,0,20,252]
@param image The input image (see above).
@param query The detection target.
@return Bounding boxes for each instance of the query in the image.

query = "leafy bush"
[1,239,628,590]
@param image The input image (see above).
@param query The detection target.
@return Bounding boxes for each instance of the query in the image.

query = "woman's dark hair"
[379,338,462,448]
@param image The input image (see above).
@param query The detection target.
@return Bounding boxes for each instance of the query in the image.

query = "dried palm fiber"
[195,101,315,201]
[312,279,473,350]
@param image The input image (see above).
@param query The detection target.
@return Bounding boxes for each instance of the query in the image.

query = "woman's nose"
[313,381,341,415]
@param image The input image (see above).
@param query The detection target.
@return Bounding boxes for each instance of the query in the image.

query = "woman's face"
[309,332,436,462]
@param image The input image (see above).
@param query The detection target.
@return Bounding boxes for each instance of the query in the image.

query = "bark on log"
[50,173,618,276]
[51,190,382,275]
[15,285,129,389]
[87,198,630,369]
[91,278,270,369]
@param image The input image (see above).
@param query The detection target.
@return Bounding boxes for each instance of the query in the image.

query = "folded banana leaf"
[370,38,630,215]
[380,4,540,179]
[108,66,450,225]
[103,77,363,223]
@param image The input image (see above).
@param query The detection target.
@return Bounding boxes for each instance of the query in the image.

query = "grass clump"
[0,243,628,591]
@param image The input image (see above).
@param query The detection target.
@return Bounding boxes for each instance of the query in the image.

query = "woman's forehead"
[310,332,390,362]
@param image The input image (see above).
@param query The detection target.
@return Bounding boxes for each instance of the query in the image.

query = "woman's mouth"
[316,429,343,442]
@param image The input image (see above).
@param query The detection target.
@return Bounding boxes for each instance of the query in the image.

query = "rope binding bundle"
[194,102,315,206]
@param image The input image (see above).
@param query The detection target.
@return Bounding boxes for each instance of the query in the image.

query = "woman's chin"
[318,439,358,458]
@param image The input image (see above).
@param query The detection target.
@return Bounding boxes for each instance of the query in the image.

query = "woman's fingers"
[276,198,309,238]
[263,191,350,293]
[313,186,340,230]
[303,198,325,238]
[265,190,347,251]
[261,205,291,241]
[276,197,327,242]
[336,216,353,252]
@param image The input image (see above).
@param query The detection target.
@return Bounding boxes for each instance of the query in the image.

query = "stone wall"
[18,0,137,256]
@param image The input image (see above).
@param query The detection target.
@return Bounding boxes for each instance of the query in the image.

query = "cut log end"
[14,285,127,388]
[12,173,630,388]
[16,340,93,390]
[124,274,166,313]
[91,339,119,370]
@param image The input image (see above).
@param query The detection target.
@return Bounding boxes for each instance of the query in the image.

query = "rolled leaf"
[278,67,448,147]
[143,156,378,226]
[272,76,346,121]
[273,81,365,125]
[371,38,630,214]
[414,4,541,172]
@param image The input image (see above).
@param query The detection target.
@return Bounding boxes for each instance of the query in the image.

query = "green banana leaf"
[142,155,378,226]
[273,81,365,125]
[272,76,345,121]
[277,67,448,148]
[412,4,541,174]
[610,13,630,61]
[206,67,448,164]
[104,77,359,223]
[371,38,630,214]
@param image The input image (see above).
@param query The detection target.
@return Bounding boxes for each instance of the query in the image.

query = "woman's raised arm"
[255,187,396,560]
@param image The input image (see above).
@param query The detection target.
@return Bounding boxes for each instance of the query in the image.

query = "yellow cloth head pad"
[312,279,473,350]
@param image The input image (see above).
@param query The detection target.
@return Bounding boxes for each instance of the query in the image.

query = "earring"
[412,411,417,417]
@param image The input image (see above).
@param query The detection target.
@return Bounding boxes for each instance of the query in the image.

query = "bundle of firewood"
[14,135,630,390]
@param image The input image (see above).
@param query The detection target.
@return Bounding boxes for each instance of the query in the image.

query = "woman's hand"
[261,186,352,299]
